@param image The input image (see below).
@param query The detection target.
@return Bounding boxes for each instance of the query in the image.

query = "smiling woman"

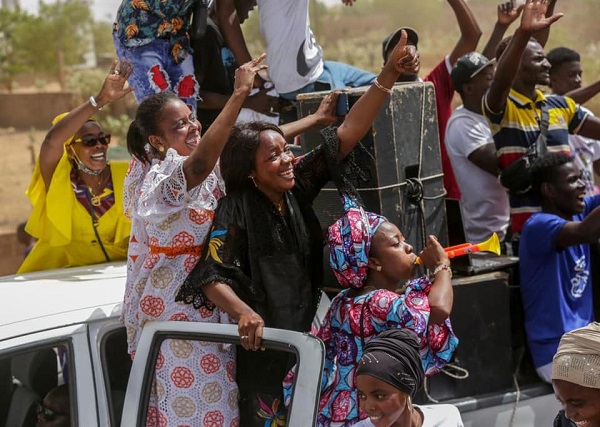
[552,323,600,427]
[17,60,135,274]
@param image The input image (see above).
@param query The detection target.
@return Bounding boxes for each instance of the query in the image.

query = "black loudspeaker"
[420,272,514,402]
[297,83,448,256]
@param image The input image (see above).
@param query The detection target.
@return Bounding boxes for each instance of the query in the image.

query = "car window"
[0,343,73,427]
[101,327,131,427]
[122,323,324,427]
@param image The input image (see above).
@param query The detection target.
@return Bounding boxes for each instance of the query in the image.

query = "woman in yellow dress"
[18,61,135,273]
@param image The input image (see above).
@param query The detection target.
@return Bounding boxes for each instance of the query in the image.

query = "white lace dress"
[122,149,239,427]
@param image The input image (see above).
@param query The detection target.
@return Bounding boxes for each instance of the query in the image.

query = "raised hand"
[519,0,563,34]
[233,53,268,96]
[384,29,410,75]
[497,1,523,26]
[96,60,134,105]
[418,235,451,272]
[397,46,420,76]
[313,91,340,126]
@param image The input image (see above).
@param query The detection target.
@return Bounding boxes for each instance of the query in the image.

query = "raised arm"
[532,0,557,47]
[39,60,134,189]
[486,0,563,113]
[183,54,267,189]
[565,80,600,106]
[418,235,453,325]
[336,31,415,157]
[447,0,483,66]
[482,1,523,60]
[557,203,600,248]
[216,0,263,87]
[279,91,338,142]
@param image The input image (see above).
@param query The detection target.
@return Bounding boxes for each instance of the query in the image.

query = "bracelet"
[89,95,103,111]
[432,264,452,279]
[373,78,393,94]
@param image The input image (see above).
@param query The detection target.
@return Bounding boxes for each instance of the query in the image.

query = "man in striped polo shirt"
[483,0,600,251]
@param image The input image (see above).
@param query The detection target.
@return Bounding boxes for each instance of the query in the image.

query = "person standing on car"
[121,54,267,426]
[178,32,416,426]
[18,61,134,274]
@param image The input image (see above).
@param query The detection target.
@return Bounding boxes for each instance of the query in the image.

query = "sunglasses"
[72,134,111,147]
[36,402,68,422]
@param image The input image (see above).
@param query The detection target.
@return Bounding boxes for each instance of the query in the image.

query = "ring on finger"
[240,335,249,340]
[114,69,120,75]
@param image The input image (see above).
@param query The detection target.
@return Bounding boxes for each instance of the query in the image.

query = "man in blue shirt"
[519,153,600,382]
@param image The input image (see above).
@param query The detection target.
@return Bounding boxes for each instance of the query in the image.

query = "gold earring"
[407,395,413,411]
[376,265,382,272]
[158,146,165,152]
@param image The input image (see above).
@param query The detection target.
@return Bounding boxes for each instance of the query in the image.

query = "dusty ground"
[0,128,43,235]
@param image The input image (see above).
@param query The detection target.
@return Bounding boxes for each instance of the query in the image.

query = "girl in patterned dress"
[121,55,267,427]
[314,197,458,427]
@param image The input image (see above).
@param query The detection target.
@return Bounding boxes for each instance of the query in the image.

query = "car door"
[121,322,325,427]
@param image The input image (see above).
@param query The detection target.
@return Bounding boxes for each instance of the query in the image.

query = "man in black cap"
[445,52,510,247]
[382,0,482,201]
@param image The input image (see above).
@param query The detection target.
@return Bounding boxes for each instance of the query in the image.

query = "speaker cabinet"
[420,272,514,401]
[297,82,448,256]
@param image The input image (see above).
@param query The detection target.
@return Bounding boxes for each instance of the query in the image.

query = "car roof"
[0,262,127,341]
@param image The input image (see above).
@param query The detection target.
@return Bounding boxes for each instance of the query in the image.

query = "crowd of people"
[14,0,600,426]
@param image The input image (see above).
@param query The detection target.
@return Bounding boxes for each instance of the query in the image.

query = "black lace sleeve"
[293,125,370,206]
[177,195,256,309]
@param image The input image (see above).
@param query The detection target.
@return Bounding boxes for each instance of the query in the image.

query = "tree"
[16,0,93,89]
[0,7,36,91]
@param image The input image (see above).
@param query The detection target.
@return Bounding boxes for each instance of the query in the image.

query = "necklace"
[83,168,110,206]
[275,198,285,215]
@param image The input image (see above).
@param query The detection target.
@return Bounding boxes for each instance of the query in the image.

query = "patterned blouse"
[114,0,197,63]
[313,277,458,427]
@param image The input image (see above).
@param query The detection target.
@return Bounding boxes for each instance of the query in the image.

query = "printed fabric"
[121,148,239,427]
[114,0,196,63]
[285,278,458,427]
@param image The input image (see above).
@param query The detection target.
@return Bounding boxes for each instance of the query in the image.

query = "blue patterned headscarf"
[327,195,387,289]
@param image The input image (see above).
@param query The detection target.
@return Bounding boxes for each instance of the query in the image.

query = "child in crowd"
[354,329,463,427]
[314,196,458,426]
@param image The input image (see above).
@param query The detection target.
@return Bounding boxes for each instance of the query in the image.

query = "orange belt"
[149,244,204,257]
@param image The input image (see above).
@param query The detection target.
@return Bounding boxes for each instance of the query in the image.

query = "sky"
[17,0,341,22]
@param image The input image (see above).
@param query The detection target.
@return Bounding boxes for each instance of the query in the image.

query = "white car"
[0,262,560,427]
[0,262,324,427]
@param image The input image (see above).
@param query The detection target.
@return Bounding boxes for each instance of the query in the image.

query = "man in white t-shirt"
[446,52,510,243]
[216,0,376,100]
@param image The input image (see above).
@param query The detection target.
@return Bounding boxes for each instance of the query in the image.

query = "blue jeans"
[279,61,376,101]
[113,34,199,112]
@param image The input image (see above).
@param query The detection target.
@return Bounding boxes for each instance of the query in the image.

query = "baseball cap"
[382,27,419,62]
[450,52,496,92]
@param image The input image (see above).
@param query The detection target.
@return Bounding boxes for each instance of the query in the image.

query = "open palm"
[519,0,563,33]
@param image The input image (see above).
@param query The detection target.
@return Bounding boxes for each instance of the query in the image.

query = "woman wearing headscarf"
[306,194,457,426]
[18,61,134,273]
[355,329,463,427]
[552,322,600,427]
